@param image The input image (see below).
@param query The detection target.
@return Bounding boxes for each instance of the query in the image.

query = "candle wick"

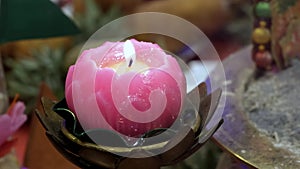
[128,58,133,67]
[123,40,136,68]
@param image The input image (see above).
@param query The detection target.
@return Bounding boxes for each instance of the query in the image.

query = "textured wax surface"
[65,39,186,137]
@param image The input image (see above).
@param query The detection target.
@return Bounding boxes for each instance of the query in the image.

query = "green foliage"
[3,1,122,114]
[224,2,253,45]
[74,0,121,41]
[276,0,298,13]
[4,47,66,113]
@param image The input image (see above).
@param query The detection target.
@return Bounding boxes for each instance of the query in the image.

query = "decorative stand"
[36,83,223,169]
[213,46,300,169]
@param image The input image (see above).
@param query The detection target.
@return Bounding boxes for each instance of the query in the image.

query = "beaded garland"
[252,0,273,70]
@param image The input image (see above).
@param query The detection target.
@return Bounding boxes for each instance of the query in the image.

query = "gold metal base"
[36,83,223,169]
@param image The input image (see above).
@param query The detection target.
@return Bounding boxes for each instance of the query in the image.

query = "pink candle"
[65,39,186,137]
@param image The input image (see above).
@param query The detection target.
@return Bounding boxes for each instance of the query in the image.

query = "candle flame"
[123,40,136,67]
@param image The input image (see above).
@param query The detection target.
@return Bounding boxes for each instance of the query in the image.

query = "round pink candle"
[65,39,186,137]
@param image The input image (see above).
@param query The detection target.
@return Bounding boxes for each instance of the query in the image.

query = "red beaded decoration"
[254,51,273,69]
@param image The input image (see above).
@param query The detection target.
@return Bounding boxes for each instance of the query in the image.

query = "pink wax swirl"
[65,39,186,137]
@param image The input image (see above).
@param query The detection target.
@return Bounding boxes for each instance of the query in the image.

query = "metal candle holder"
[36,82,223,169]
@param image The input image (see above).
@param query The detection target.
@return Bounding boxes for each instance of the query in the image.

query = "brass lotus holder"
[36,82,223,169]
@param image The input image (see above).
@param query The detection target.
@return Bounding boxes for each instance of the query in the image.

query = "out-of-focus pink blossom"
[0,102,27,147]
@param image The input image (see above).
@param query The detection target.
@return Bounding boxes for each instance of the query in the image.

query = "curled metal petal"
[36,83,223,169]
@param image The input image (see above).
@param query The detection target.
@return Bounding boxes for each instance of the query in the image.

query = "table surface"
[24,84,79,169]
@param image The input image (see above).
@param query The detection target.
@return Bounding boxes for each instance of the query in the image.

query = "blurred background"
[0,0,253,168]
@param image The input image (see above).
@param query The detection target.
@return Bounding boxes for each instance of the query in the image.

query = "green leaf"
[0,0,80,44]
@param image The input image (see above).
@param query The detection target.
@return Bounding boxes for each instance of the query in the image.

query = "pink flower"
[65,39,186,137]
[0,102,27,147]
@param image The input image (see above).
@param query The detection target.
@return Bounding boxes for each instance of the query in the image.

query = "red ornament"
[254,51,273,69]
